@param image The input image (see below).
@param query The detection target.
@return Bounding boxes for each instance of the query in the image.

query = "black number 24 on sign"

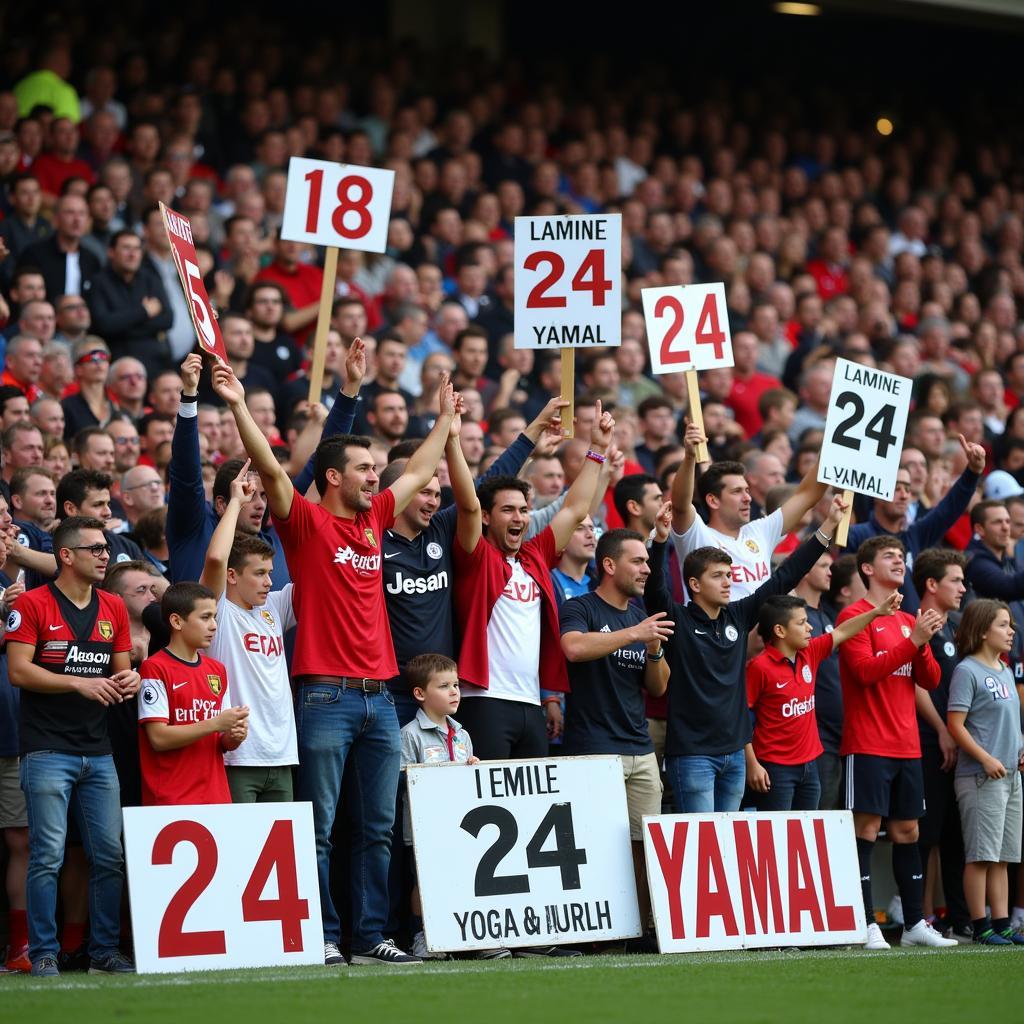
[829,392,898,458]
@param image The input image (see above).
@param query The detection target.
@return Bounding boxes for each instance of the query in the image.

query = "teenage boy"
[837,536,957,950]
[746,590,900,811]
[7,515,139,977]
[645,495,848,813]
[398,654,508,962]
[137,582,249,807]
[200,460,296,803]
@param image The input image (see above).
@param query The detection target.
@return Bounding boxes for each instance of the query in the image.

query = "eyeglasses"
[115,373,145,383]
[75,350,110,366]
[123,479,163,491]
[72,543,110,557]
[112,436,141,446]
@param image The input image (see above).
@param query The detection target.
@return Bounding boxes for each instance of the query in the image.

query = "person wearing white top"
[670,421,829,601]
[200,459,297,803]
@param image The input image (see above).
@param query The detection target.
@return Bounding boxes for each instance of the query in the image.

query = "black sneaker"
[623,934,660,954]
[943,924,974,945]
[88,951,135,974]
[57,945,90,973]
[30,956,59,977]
[323,942,347,966]
[513,945,583,958]
[350,939,422,965]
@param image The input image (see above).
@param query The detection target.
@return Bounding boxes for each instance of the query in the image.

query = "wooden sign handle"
[307,246,339,405]
[835,488,854,547]
[560,348,575,438]
[685,369,710,463]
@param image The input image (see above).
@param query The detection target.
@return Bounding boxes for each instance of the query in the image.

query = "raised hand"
[211,363,245,406]
[654,499,673,543]
[911,608,944,647]
[958,433,986,474]
[525,397,571,443]
[230,458,256,505]
[437,373,457,419]
[345,337,367,389]
[449,392,466,438]
[589,399,615,451]
[877,590,903,617]
[682,417,707,459]
[180,353,203,394]
[630,612,675,645]
[822,493,850,535]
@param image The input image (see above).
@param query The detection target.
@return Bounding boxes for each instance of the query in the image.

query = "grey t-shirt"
[948,657,1024,776]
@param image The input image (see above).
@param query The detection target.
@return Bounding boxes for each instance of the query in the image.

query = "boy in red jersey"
[137,582,248,806]
[837,535,956,950]
[746,589,900,811]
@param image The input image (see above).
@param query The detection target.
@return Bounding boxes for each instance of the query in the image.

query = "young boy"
[399,653,509,962]
[137,582,249,806]
[746,590,900,811]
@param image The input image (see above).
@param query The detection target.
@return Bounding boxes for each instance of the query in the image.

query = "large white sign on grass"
[124,803,322,974]
[408,756,641,953]
[817,358,913,501]
[644,811,866,953]
[513,214,622,349]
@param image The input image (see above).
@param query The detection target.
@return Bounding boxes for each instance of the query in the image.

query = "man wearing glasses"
[118,466,164,533]
[53,295,91,350]
[106,418,140,474]
[6,515,140,976]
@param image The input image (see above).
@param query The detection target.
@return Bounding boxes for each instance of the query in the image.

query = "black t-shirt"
[559,591,654,756]
[807,602,842,756]
[250,331,304,380]
[921,616,960,751]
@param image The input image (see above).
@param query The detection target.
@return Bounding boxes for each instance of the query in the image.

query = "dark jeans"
[456,697,548,760]
[753,760,821,811]
[918,745,969,929]
[817,752,842,811]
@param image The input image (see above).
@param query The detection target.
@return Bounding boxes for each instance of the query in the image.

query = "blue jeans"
[667,750,746,812]
[294,684,400,950]
[754,760,821,811]
[20,752,123,962]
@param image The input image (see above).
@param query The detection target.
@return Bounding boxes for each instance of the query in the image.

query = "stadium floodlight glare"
[773,2,822,14]
[876,117,894,136]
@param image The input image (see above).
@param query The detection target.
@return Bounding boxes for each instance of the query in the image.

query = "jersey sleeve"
[138,675,169,724]
[806,632,835,674]
[752,509,784,552]
[271,491,320,549]
[4,593,40,648]
[113,597,132,654]
[271,585,297,634]
[558,595,591,636]
[746,658,767,709]
[946,664,975,714]
[374,487,397,533]
[669,514,713,563]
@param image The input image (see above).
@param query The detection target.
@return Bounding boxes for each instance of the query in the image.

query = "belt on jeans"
[299,674,388,694]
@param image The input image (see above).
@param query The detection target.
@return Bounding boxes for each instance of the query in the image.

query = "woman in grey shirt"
[948,599,1024,946]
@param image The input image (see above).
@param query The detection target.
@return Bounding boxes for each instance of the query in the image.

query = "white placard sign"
[281,157,395,253]
[513,214,622,349]
[124,803,322,974]
[817,358,912,501]
[644,811,865,954]
[408,756,641,952]
[641,282,733,374]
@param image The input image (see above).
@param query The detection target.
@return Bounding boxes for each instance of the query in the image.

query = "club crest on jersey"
[364,528,377,548]
[207,674,222,696]
[427,542,443,560]
[261,608,275,627]
[724,624,739,642]
[802,665,812,683]
[901,625,911,638]
[944,641,955,657]
[744,539,760,553]
[97,619,113,641]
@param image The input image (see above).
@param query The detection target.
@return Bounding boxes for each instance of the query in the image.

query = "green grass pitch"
[2,947,1020,1024]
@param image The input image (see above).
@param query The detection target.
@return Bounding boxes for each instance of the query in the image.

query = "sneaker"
[513,945,583,958]
[5,945,31,973]
[88,951,135,974]
[350,939,422,965]
[943,924,974,945]
[623,934,660,954]
[998,928,1024,946]
[1011,910,1024,931]
[900,919,958,948]
[30,956,60,977]
[323,942,346,966]
[887,895,904,927]
[471,947,512,960]
[974,927,1013,946]
[411,932,450,961]
[864,923,891,950]
[57,945,90,973]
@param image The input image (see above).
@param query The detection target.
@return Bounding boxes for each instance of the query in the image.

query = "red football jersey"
[137,649,232,806]
[837,599,941,758]
[272,489,398,680]
[747,633,832,765]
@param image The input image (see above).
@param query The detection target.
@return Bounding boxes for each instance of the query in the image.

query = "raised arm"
[909,435,984,549]
[779,458,829,534]
[167,353,206,546]
[644,501,676,619]
[388,374,456,514]
[829,589,901,647]
[839,607,943,686]
[446,395,482,554]
[200,459,254,597]
[670,420,705,535]
[549,401,615,551]
[211,363,294,520]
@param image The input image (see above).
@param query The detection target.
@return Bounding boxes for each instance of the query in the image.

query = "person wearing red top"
[836,534,957,951]
[253,237,324,346]
[453,402,614,761]
[212,360,457,966]
[806,226,850,301]
[746,590,899,811]
[137,582,248,807]
[726,331,781,437]
[30,118,96,201]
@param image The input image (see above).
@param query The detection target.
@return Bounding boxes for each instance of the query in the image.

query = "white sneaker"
[411,931,450,961]
[900,919,958,948]
[324,941,346,966]
[1011,909,1024,931]
[887,895,903,926]
[864,923,890,950]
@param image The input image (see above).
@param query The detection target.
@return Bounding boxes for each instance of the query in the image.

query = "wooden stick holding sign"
[513,213,623,440]
[641,282,732,464]
[279,157,396,401]
[817,358,913,547]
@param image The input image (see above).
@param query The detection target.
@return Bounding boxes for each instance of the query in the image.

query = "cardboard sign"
[160,202,228,363]
[641,283,733,374]
[817,358,912,501]
[280,157,395,253]
[513,215,622,349]
[408,756,641,952]
[124,803,322,974]
[643,811,866,953]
